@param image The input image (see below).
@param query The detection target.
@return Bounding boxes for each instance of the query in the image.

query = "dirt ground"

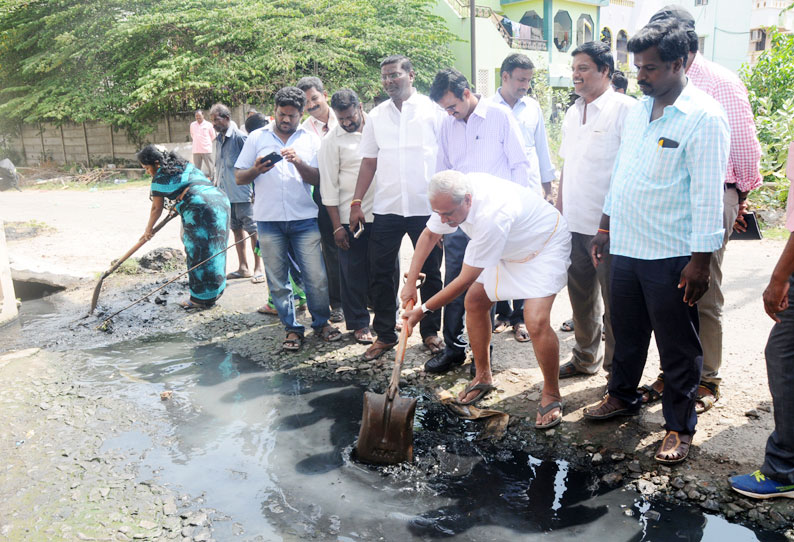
[2,185,793,537]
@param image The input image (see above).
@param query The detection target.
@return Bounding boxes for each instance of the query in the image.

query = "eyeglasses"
[380,71,405,82]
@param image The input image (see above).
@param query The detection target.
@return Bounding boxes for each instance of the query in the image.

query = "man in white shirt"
[349,54,444,361]
[556,41,636,380]
[401,171,571,429]
[318,89,375,344]
[189,110,217,182]
[296,76,343,323]
[425,67,531,374]
[491,53,557,337]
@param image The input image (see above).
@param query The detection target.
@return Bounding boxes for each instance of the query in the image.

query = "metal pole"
[470,1,477,91]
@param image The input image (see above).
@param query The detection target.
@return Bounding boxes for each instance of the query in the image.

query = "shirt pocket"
[642,145,683,184]
[584,131,619,163]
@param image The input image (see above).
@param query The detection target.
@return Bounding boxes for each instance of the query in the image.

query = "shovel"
[88,209,178,314]
[356,274,424,465]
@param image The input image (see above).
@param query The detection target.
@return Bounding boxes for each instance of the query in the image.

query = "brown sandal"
[423,335,444,354]
[695,382,720,414]
[363,340,397,361]
[354,327,374,345]
[513,323,531,342]
[655,430,692,464]
[583,394,639,420]
[319,324,342,342]
[282,332,303,352]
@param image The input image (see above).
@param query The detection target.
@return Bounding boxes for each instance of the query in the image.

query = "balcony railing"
[447,0,548,51]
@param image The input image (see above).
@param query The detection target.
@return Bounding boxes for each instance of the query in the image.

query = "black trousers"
[369,214,442,344]
[337,223,371,331]
[442,229,469,355]
[314,190,342,309]
[607,255,702,435]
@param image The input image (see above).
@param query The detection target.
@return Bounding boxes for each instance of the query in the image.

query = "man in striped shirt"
[638,5,763,414]
[583,19,729,465]
[426,68,530,378]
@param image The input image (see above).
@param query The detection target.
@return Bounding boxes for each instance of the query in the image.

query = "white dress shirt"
[559,87,636,235]
[301,108,338,138]
[492,90,556,193]
[358,90,442,217]
[318,116,375,224]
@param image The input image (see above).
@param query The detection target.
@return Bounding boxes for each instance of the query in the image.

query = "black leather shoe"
[425,350,466,374]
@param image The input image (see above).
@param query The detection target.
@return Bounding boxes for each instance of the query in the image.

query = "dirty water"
[70,336,784,542]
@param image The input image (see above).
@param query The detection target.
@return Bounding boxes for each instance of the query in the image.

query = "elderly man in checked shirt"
[635,5,763,415]
[583,19,729,465]
[420,68,533,381]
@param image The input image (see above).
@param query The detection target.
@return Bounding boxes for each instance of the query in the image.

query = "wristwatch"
[421,303,434,315]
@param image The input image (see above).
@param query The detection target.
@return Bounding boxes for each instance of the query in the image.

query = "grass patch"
[763,225,790,240]
[3,219,56,240]
[114,258,142,275]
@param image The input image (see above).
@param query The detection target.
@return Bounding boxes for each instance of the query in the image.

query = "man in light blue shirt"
[235,86,341,350]
[583,19,729,466]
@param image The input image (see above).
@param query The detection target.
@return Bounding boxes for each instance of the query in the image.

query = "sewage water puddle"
[77,337,784,541]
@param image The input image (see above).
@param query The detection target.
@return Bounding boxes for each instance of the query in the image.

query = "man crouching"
[400,170,571,429]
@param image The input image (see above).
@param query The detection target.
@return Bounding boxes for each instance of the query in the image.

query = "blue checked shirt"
[603,81,729,259]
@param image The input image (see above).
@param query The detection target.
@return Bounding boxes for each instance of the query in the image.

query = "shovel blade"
[356,390,417,465]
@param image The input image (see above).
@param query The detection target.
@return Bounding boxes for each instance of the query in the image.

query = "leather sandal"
[282,332,303,352]
[362,340,397,361]
[354,327,374,345]
[655,430,692,465]
[513,323,531,342]
[583,394,639,420]
[639,375,664,405]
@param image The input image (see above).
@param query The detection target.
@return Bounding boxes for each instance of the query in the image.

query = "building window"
[695,0,708,5]
[601,27,613,48]
[698,36,706,52]
[616,30,629,65]
[554,10,573,52]
[577,14,594,46]
[519,10,545,40]
[751,28,767,51]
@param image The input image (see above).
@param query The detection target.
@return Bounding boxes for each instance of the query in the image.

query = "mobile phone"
[258,151,283,166]
[353,222,365,239]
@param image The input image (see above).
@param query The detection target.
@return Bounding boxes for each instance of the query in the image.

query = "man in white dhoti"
[401,170,571,429]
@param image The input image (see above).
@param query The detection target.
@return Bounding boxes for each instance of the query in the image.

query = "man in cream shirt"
[349,54,444,362]
[318,89,375,345]
[555,41,636,379]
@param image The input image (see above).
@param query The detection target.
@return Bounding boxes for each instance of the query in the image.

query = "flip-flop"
[456,382,496,406]
[251,274,266,284]
[654,430,692,465]
[513,323,531,342]
[226,270,253,279]
[535,401,563,430]
[560,319,574,332]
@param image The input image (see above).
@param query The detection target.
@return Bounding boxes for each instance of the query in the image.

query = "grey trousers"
[761,274,794,483]
[193,153,215,181]
[567,232,614,373]
[698,188,740,385]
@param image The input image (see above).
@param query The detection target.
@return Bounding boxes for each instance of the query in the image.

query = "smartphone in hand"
[258,151,283,166]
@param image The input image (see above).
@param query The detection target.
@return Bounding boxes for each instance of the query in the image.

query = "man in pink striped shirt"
[640,6,762,413]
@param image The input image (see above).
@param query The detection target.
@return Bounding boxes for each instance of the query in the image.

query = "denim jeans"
[761,273,794,483]
[257,219,330,335]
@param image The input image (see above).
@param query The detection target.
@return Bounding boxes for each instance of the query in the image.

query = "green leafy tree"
[0,0,454,141]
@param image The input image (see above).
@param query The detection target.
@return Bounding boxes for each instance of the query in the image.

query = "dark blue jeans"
[495,300,525,326]
[337,223,371,330]
[608,255,702,435]
[761,273,794,483]
[369,214,442,344]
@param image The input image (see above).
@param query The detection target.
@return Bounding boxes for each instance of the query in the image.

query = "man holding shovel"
[400,170,571,429]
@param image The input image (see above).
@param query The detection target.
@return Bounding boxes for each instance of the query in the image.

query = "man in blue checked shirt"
[582,19,729,465]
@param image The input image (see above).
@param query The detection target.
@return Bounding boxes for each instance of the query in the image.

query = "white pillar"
[0,223,18,325]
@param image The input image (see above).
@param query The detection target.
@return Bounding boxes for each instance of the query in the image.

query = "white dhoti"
[476,226,571,302]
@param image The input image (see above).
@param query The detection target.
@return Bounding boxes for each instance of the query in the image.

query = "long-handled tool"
[356,274,424,465]
[89,209,178,314]
[96,232,254,330]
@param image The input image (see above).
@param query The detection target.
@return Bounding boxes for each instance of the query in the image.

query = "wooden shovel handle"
[386,273,426,399]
